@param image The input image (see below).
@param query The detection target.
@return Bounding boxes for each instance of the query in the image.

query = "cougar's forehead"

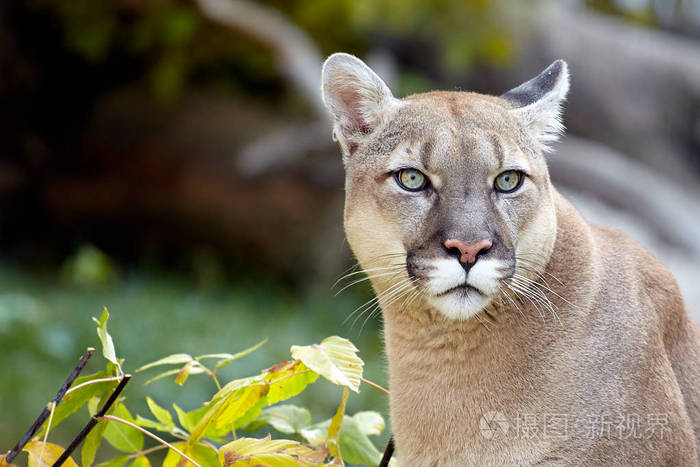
[349,91,529,181]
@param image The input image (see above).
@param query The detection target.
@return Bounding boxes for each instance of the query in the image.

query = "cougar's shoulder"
[590,219,700,452]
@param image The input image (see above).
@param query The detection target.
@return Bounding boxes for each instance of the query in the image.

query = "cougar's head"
[322,54,569,320]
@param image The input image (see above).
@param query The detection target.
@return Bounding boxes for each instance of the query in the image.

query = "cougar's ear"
[322,53,397,158]
[502,60,570,150]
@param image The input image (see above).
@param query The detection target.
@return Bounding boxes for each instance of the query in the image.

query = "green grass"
[0,263,390,459]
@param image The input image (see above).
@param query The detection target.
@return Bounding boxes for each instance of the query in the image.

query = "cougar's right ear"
[322,53,398,159]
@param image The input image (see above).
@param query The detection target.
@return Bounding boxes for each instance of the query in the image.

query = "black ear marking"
[501,60,566,108]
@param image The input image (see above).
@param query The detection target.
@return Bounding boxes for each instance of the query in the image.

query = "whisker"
[474,311,491,330]
[332,264,404,289]
[500,285,525,318]
[509,277,560,324]
[351,279,414,330]
[362,253,408,266]
[358,280,417,332]
[515,272,577,311]
[516,261,565,287]
[400,281,422,309]
[353,278,418,332]
[507,282,545,322]
[334,269,404,296]
[344,277,412,327]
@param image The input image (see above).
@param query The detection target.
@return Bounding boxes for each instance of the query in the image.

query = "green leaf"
[299,423,327,446]
[299,413,383,466]
[190,444,221,467]
[291,336,364,392]
[336,417,382,466]
[38,372,119,437]
[103,404,144,452]
[136,353,193,372]
[327,387,349,459]
[24,441,79,467]
[146,397,175,430]
[92,308,118,365]
[218,437,315,467]
[173,403,194,432]
[130,457,151,467]
[353,411,385,436]
[134,415,171,433]
[163,442,220,467]
[94,455,129,467]
[173,403,229,441]
[143,368,181,386]
[256,404,312,435]
[196,337,268,369]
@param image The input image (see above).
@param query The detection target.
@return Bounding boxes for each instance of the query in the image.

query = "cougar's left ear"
[322,53,398,160]
[501,60,570,150]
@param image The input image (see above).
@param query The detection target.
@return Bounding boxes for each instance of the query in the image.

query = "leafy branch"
[2,310,394,467]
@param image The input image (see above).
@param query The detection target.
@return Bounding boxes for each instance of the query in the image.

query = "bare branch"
[5,348,94,464]
[194,0,326,117]
[52,375,131,467]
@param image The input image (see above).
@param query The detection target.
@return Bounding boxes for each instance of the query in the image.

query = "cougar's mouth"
[434,283,485,298]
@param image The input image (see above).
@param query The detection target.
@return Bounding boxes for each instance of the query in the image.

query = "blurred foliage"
[19,0,516,105]
[61,245,117,287]
[351,0,513,70]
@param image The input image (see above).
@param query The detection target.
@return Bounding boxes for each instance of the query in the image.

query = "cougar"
[321,53,700,465]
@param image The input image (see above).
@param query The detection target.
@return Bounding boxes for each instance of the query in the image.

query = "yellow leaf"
[130,456,150,467]
[264,360,319,405]
[190,375,266,443]
[290,337,363,392]
[327,387,349,459]
[215,384,269,429]
[23,441,79,467]
[163,442,219,467]
[218,437,315,467]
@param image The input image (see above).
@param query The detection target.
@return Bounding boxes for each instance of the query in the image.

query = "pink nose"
[444,238,493,264]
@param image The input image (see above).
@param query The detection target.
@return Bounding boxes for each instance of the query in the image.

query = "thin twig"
[100,415,200,467]
[38,402,57,467]
[379,436,394,467]
[5,347,94,463]
[52,375,131,467]
[361,378,390,396]
[128,445,168,459]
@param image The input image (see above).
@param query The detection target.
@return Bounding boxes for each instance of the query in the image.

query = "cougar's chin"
[422,258,504,320]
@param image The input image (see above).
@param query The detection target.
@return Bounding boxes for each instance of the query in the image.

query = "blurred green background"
[2,0,700,460]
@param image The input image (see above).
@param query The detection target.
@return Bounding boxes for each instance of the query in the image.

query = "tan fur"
[322,54,700,465]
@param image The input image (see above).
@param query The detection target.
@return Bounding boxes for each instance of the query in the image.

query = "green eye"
[494,170,523,193]
[397,168,428,191]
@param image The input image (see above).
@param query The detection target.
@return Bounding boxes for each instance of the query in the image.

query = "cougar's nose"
[444,238,493,264]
